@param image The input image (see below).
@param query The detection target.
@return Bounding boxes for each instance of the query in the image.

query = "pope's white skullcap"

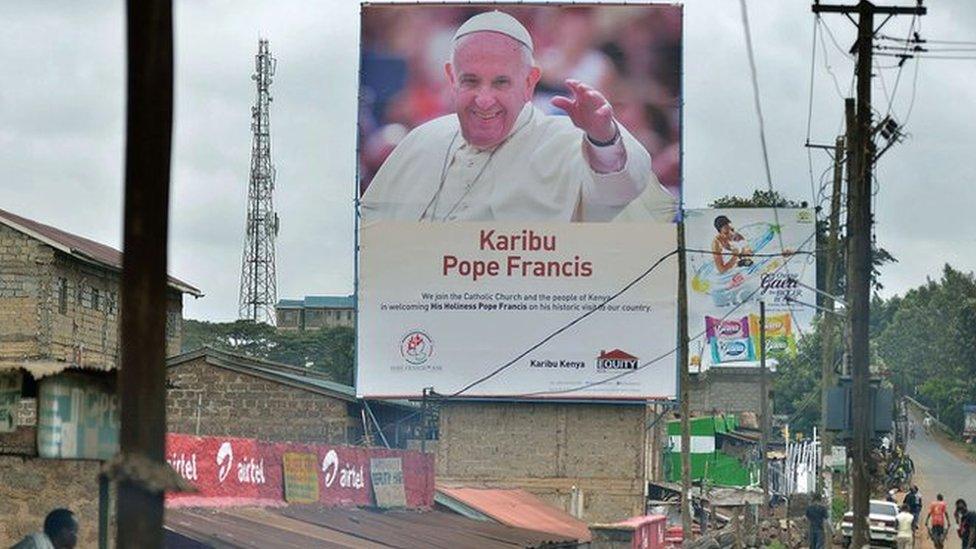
[453,11,533,53]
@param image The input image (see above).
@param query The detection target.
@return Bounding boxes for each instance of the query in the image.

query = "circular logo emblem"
[725,341,747,356]
[400,331,433,365]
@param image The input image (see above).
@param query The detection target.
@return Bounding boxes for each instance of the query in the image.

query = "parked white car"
[840,500,899,547]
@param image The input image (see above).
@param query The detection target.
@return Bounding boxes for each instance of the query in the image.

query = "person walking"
[926,494,950,549]
[906,485,923,530]
[956,499,976,548]
[897,503,916,549]
[805,493,830,549]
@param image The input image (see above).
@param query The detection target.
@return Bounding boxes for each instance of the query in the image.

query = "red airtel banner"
[165,433,433,509]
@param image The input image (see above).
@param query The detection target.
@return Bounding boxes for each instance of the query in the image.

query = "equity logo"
[400,331,433,365]
[596,349,639,372]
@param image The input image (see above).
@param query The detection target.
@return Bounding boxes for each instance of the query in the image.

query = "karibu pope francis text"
[443,229,593,281]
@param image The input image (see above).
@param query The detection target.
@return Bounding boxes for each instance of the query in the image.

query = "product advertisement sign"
[356,4,683,400]
[685,208,817,369]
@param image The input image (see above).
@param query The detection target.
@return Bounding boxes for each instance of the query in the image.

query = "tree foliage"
[182,319,355,385]
[876,265,976,431]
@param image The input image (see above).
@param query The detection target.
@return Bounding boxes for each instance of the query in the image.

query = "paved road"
[907,413,976,549]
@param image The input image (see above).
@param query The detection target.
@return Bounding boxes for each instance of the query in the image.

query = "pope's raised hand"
[550,79,617,143]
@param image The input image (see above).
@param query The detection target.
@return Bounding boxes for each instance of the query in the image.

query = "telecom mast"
[238,39,278,324]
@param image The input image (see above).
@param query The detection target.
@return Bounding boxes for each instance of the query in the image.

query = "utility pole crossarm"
[812,3,926,16]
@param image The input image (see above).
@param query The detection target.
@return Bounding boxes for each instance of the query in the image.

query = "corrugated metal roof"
[167,347,418,410]
[276,295,355,310]
[436,485,592,543]
[165,505,580,548]
[0,207,202,296]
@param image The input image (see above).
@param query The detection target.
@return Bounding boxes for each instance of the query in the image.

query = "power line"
[739,0,785,256]
[505,231,818,399]
[445,249,679,398]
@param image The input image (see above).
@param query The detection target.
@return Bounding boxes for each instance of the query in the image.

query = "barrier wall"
[165,433,433,508]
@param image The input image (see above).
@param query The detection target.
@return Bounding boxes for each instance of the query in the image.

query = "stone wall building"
[167,347,421,447]
[275,295,355,331]
[0,208,200,547]
[434,368,768,526]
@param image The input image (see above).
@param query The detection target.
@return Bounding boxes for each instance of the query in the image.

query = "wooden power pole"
[811,2,925,547]
[677,220,693,541]
[818,132,845,481]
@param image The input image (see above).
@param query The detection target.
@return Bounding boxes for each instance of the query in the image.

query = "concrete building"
[276,295,355,330]
[0,207,200,547]
[167,347,421,448]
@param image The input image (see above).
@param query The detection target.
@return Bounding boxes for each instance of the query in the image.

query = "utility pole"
[759,301,769,510]
[811,2,925,547]
[117,0,173,546]
[677,220,693,541]
[818,132,845,485]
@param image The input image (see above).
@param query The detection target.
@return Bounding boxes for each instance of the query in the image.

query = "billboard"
[357,4,683,399]
[685,208,817,370]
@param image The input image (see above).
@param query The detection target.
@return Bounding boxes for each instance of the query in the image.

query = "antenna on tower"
[238,39,278,324]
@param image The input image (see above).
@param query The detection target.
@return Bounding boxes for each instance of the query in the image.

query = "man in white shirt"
[360,10,675,223]
[896,503,916,549]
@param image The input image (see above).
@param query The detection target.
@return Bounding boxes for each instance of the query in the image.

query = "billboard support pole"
[759,300,769,511]
[676,220,693,541]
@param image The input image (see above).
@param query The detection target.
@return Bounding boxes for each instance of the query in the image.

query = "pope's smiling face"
[446,32,540,149]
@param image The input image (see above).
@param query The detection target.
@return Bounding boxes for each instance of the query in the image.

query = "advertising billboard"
[685,208,817,370]
[357,4,683,399]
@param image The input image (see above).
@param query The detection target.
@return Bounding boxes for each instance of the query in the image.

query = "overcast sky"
[2,1,973,321]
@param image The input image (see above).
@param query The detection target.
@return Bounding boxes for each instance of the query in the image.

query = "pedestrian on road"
[956,499,976,548]
[906,485,923,530]
[10,508,78,549]
[926,493,950,549]
[897,503,916,549]
[805,492,829,549]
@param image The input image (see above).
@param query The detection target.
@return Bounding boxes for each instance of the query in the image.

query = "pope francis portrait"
[359,10,676,223]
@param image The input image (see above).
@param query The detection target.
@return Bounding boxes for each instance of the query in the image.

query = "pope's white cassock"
[360,103,677,223]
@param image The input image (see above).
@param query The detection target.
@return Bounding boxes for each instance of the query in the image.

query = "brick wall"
[687,368,766,416]
[0,223,184,368]
[0,456,109,547]
[0,224,50,362]
[167,356,352,444]
[437,402,648,523]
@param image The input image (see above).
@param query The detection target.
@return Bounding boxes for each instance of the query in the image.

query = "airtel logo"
[216,442,234,483]
[321,449,365,490]
[215,441,266,485]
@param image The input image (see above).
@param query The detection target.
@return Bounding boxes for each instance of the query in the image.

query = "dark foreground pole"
[116,1,173,547]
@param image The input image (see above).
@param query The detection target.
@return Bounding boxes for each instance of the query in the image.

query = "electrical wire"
[817,18,849,101]
[502,232,819,400]
[445,249,679,398]
[739,0,785,256]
